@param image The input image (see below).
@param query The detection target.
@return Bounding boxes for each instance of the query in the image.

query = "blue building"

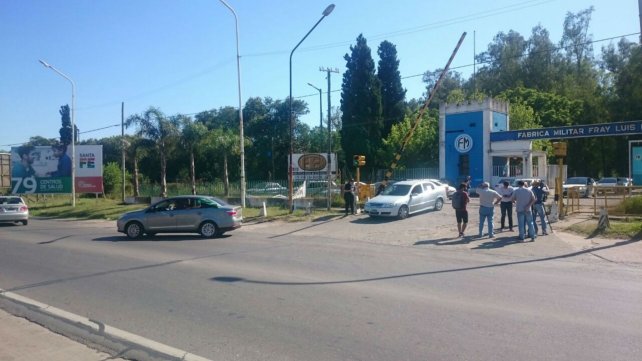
[439,98,549,189]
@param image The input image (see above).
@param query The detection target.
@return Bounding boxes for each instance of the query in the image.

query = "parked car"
[305,180,340,197]
[617,177,633,186]
[247,182,287,196]
[562,177,596,198]
[117,195,242,239]
[364,179,446,219]
[0,196,29,226]
[428,178,456,199]
[597,177,618,186]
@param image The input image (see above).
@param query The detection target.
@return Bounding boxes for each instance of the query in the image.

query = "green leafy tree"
[179,116,207,194]
[340,34,383,178]
[378,112,438,169]
[200,128,242,196]
[125,107,179,197]
[523,25,559,91]
[377,40,406,137]
[475,30,527,94]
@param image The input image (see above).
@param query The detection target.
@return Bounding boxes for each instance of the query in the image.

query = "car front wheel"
[125,222,144,239]
[199,221,219,238]
[434,198,444,211]
[397,205,409,219]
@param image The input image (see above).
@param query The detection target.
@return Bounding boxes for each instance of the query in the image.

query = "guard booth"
[439,99,548,188]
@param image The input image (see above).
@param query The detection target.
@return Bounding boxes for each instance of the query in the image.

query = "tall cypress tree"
[59,105,72,146]
[377,41,406,137]
[340,34,383,178]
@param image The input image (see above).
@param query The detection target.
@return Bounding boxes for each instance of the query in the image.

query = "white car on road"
[364,180,446,219]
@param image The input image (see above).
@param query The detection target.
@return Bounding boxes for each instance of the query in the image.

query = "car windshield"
[382,184,411,196]
[599,178,617,183]
[566,177,587,184]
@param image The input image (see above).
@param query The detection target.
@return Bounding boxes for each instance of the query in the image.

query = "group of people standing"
[452,179,549,242]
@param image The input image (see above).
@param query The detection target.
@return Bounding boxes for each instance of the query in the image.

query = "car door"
[145,199,177,231]
[408,184,424,213]
[174,198,202,231]
[422,182,438,209]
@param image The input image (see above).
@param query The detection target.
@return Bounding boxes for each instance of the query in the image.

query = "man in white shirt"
[496,180,514,232]
[477,182,502,238]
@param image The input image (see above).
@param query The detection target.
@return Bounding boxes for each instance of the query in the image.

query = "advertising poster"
[291,153,337,181]
[11,145,103,194]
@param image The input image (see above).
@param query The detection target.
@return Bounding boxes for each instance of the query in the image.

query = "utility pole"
[639,0,642,43]
[121,102,126,203]
[320,66,339,210]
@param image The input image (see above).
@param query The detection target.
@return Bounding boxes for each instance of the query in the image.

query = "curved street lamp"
[306,83,323,129]
[218,0,247,208]
[39,59,76,207]
[288,4,335,212]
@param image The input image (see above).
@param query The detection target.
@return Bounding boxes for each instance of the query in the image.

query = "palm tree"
[178,115,207,195]
[126,107,179,197]
[123,135,153,197]
[201,128,245,196]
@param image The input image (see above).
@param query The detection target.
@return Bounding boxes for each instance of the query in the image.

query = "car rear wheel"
[434,198,444,211]
[199,221,219,238]
[21,220,28,226]
[397,205,409,219]
[125,222,144,239]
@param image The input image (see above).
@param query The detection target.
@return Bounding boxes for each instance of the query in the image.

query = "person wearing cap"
[512,180,536,241]
[531,179,549,235]
[476,182,502,238]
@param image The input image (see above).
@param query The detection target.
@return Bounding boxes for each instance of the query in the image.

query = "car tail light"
[19,206,28,212]
[226,210,238,216]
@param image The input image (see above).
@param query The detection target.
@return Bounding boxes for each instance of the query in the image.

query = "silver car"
[364,180,446,219]
[0,196,29,225]
[117,195,242,239]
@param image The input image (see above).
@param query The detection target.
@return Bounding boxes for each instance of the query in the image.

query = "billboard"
[10,145,103,194]
[291,153,337,181]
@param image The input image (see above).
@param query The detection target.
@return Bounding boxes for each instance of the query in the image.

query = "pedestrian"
[451,183,471,237]
[512,180,536,242]
[463,175,472,194]
[375,177,388,196]
[496,180,514,232]
[343,179,355,215]
[531,180,549,235]
[476,182,501,238]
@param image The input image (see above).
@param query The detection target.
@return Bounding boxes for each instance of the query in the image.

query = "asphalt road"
[0,210,640,361]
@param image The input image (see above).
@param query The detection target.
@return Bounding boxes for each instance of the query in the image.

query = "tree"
[200,128,241,196]
[125,107,179,197]
[423,69,465,108]
[378,112,438,169]
[179,116,207,194]
[377,40,406,137]
[523,25,558,91]
[474,30,527,95]
[340,34,383,178]
[560,7,594,75]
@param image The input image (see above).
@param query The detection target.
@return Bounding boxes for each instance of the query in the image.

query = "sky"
[1,0,640,149]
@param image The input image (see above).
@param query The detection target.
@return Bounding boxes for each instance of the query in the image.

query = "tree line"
[12,7,642,196]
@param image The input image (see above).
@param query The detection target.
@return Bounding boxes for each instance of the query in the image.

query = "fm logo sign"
[454,134,473,153]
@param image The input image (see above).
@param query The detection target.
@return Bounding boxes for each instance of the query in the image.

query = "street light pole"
[288,3,335,212]
[306,83,323,129]
[218,0,246,208]
[39,59,76,207]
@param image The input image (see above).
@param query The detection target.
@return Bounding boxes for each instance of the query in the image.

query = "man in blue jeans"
[476,182,501,238]
[512,180,536,241]
[531,179,549,235]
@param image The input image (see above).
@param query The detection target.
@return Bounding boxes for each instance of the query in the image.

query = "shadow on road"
[92,234,231,242]
[212,237,642,286]
[414,236,474,246]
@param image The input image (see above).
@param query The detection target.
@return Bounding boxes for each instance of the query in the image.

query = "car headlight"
[380,203,395,208]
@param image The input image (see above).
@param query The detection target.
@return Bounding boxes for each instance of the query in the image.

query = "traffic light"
[353,155,366,167]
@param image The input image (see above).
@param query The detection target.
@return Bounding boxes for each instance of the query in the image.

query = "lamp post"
[288,3,335,212]
[307,83,323,129]
[218,0,246,208]
[39,59,76,207]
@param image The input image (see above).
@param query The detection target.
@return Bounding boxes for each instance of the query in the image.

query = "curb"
[0,289,211,361]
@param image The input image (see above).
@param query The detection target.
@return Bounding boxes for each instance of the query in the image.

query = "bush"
[615,196,642,215]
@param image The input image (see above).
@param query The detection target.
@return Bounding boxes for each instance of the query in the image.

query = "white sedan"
[364,180,446,219]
